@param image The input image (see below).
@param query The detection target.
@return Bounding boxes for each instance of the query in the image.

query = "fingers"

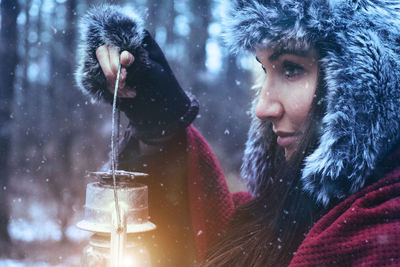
[118,85,137,98]
[96,45,136,98]
[116,68,136,98]
[109,46,120,75]
[96,45,115,82]
[120,51,134,67]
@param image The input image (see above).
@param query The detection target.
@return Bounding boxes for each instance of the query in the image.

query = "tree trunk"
[46,0,78,242]
[0,0,20,244]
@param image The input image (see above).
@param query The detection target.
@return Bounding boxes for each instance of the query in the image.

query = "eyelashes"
[282,61,305,79]
[259,61,305,79]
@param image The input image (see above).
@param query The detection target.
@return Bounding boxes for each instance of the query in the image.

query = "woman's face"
[255,48,319,159]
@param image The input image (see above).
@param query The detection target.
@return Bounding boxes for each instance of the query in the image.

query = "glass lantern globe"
[77,171,156,267]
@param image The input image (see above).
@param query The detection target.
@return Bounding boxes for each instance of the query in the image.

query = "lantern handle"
[111,62,123,234]
[111,204,127,267]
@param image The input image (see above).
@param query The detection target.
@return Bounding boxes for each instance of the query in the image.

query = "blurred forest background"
[0,0,254,265]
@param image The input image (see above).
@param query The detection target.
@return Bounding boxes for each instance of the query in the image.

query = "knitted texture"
[186,125,251,260]
[183,126,400,264]
[232,191,253,209]
[290,155,400,266]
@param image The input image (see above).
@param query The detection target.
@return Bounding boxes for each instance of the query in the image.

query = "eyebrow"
[255,49,312,64]
[268,49,310,62]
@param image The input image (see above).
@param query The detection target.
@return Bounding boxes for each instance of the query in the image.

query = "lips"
[274,131,299,148]
[276,135,298,147]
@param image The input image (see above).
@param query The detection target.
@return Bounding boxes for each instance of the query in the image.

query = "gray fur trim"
[75,4,144,103]
[222,0,314,54]
[302,28,400,205]
[240,115,274,196]
[231,0,400,205]
[240,91,285,197]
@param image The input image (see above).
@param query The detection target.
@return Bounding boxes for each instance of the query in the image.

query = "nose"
[254,79,283,121]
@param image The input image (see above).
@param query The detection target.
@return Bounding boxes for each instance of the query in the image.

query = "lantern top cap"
[86,170,148,186]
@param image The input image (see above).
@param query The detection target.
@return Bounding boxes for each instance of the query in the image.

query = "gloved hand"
[97,31,198,142]
[122,31,198,141]
[76,5,198,143]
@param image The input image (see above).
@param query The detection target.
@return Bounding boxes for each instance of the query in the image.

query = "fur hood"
[224,0,400,206]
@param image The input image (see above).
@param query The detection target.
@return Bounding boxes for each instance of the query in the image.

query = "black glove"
[76,5,198,143]
[119,31,199,142]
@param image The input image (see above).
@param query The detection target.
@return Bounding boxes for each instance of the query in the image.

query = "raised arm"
[75,5,199,265]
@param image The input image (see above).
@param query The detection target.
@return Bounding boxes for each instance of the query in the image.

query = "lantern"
[77,170,156,267]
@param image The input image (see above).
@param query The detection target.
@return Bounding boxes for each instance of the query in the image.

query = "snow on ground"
[0,259,64,267]
[4,195,89,266]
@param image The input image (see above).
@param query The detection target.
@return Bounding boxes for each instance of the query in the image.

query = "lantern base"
[81,233,152,267]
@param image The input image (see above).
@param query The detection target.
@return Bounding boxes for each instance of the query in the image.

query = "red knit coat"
[185,126,400,265]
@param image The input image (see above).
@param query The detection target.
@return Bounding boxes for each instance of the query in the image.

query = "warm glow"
[121,248,151,267]
[122,254,142,267]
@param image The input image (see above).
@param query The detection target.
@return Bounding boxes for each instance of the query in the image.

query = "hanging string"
[111,61,122,231]
[116,108,120,170]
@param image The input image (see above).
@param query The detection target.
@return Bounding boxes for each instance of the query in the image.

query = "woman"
[76,1,400,266]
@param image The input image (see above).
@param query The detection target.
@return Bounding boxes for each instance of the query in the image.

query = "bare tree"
[46,0,82,242]
[0,0,20,247]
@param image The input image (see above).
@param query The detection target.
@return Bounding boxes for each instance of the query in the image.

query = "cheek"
[285,80,316,126]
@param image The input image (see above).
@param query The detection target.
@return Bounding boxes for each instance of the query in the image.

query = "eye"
[282,61,305,79]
